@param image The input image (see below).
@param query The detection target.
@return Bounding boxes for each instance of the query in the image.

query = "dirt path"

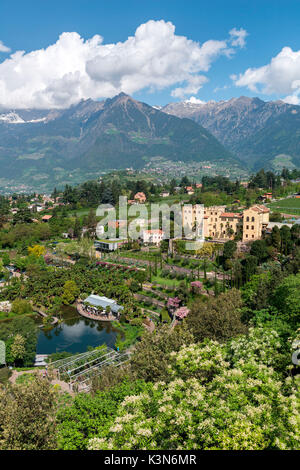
[9,368,74,395]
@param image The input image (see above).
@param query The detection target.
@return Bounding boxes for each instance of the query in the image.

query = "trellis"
[48,346,129,392]
[75,352,130,392]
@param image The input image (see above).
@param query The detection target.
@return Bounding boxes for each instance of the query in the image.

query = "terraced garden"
[267,196,300,215]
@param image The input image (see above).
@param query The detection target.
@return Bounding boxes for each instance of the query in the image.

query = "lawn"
[66,207,95,218]
[160,309,171,323]
[113,322,144,351]
[150,273,183,287]
[15,373,35,385]
[117,251,159,261]
[165,257,215,272]
[267,197,300,215]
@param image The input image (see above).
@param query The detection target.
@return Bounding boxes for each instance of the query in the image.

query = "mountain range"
[1,93,300,192]
[0,93,233,190]
[162,96,300,171]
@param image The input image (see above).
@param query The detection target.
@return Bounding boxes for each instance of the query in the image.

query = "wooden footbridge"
[31,305,59,327]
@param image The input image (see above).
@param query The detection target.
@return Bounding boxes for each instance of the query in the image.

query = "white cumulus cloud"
[171,75,208,99]
[0,20,247,109]
[229,28,248,48]
[233,46,300,104]
[185,96,206,104]
[0,41,10,53]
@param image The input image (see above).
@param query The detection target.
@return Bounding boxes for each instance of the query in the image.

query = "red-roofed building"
[142,229,165,245]
[185,186,194,195]
[260,192,273,201]
[134,192,146,203]
[42,215,52,222]
[220,212,243,218]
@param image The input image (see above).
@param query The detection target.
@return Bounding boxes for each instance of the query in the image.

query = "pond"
[36,306,120,354]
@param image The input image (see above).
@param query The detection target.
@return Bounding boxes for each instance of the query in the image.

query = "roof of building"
[42,215,52,220]
[83,295,123,313]
[143,229,164,234]
[134,192,146,199]
[95,238,127,244]
[247,205,270,213]
[220,212,242,218]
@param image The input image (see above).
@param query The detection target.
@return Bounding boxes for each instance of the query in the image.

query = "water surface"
[36,306,119,354]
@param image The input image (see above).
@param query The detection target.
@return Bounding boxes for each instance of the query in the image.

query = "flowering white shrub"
[229,327,283,367]
[88,338,300,450]
[168,340,229,382]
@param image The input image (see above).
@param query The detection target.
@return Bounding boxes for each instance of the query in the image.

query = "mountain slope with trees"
[0,93,235,184]
[163,96,300,170]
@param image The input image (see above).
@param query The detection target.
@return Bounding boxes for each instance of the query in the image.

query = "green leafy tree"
[271,273,300,325]
[0,317,38,367]
[130,325,194,383]
[250,240,269,263]
[10,334,26,365]
[1,253,10,267]
[56,380,147,450]
[242,255,258,282]
[0,375,58,450]
[241,272,272,315]
[222,240,237,262]
[187,289,247,343]
[61,280,79,305]
[11,299,32,315]
[280,226,292,255]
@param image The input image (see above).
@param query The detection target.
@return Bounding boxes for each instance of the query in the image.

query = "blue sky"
[1,0,300,107]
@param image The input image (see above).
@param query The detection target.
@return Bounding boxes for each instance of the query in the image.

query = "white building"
[94,238,128,251]
[0,301,12,312]
[142,229,165,245]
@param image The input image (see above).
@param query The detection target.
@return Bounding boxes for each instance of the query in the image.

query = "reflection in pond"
[36,306,120,354]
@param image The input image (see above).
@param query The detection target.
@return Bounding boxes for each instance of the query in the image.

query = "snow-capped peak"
[0,112,25,123]
[0,111,47,124]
